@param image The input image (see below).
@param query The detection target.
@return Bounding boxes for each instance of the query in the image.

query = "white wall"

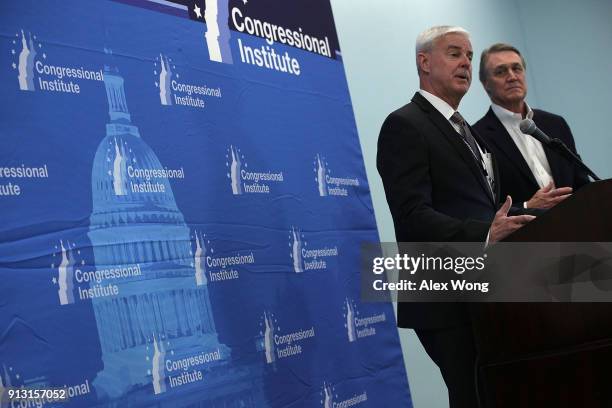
[330,0,611,407]
[516,0,612,179]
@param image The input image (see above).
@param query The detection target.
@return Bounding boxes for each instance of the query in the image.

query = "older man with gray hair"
[473,42,589,210]
[377,26,535,407]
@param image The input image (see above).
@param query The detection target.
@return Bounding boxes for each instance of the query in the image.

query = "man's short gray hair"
[415,25,470,72]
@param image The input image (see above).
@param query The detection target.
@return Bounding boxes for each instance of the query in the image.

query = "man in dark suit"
[377,27,534,408]
[473,43,590,209]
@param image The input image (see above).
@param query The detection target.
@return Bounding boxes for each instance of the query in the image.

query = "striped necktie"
[450,111,483,165]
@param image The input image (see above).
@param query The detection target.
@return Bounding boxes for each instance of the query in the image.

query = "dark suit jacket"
[377,92,499,329]
[473,107,590,206]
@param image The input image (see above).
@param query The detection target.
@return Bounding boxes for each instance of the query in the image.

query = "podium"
[470,179,612,407]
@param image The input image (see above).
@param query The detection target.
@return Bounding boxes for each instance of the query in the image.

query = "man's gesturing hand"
[526,181,572,209]
[489,196,536,243]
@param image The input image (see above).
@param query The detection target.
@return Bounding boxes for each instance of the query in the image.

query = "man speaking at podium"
[473,43,590,209]
[377,27,534,408]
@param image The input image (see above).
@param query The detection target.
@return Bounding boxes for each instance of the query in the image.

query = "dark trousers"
[415,325,480,408]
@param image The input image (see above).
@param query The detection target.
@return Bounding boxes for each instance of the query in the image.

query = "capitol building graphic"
[86,51,265,406]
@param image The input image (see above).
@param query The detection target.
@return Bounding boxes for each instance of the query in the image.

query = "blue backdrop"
[0,0,412,406]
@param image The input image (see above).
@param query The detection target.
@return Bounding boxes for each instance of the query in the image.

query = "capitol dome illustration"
[88,52,229,399]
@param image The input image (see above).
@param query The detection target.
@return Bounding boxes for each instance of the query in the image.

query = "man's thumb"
[499,195,512,215]
[542,181,554,192]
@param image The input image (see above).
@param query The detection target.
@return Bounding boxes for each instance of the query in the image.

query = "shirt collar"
[491,102,533,124]
[419,89,457,121]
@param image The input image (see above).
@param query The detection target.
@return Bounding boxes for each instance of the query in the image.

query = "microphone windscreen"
[519,118,536,135]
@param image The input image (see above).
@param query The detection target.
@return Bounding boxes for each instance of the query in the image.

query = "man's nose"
[458,55,472,70]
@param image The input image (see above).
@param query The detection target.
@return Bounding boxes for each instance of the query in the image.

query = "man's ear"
[482,79,491,95]
[417,52,429,74]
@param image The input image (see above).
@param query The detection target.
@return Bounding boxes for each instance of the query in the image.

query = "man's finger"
[498,195,512,216]
[509,215,536,224]
[541,181,554,193]
[553,193,572,203]
[549,187,573,197]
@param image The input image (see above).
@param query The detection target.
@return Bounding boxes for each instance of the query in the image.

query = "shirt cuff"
[523,201,528,209]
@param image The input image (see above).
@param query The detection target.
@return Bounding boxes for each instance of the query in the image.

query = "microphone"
[519,119,551,144]
[519,119,600,181]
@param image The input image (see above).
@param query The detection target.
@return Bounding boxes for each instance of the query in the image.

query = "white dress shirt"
[491,103,553,189]
[419,89,462,133]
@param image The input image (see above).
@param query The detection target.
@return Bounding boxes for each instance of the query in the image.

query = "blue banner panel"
[0,1,412,407]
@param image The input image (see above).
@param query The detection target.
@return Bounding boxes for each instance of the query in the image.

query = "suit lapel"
[480,108,539,188]
[413,93,495,205]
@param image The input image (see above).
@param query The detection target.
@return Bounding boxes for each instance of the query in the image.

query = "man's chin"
[505,89,525,98]
[453,84,470,97]
[503,93,526,104]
